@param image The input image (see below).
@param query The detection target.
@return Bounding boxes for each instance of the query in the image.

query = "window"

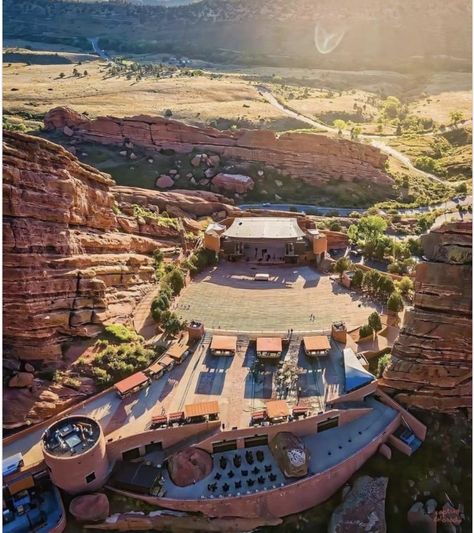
[145,442,163,454]
[212,440,237,453]
[85,472,96,484]
[244,435,268,448]
[317,417,339,433]
[122,447,141,461]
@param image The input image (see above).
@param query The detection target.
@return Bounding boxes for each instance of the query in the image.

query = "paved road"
[257,87,469,185]
[88,37,111,61]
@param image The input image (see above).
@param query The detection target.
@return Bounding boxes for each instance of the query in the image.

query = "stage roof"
[210,335,238,352]
[223,217,305,240]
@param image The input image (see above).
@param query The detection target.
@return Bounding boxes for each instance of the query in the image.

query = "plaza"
[174,263,381,333]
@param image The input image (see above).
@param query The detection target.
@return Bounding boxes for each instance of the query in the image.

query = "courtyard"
[174,263,381,333]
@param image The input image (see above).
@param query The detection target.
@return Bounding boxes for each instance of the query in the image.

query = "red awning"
[114,372,149,395]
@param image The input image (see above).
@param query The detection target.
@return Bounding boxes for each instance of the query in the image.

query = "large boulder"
[268,432,308,478]
[8,372,34,388]
[167,447,213,487]
[155,175,174,189]
[212,173,254,194]
[70,493,110,522]
[328,476,388,533]
[44,106,86,131]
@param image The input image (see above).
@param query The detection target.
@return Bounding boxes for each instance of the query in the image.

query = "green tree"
[397,276,414,295]
[164,268,185,295]
[450,110,464,125]
[382,96,401,119]
[455,182,467,194]
[359,324,373,338]
[351,269,364,289]
[164,109,173,118]
[348,215,388,245]
[377,353,391,378]
[334,256,352,279]
[368,311,382,334]
[378,275,396,299]
[387,292,404,313]
[333,119,346,135]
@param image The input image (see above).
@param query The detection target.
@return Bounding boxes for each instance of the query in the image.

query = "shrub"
[368,311,382,333]
[104,324,142,344]
[377,353,392,378]
[163,267,185,295]
[359,324,373,338]
[329,220,342,231]
[387,292,404,313]
[397,276,414,295]
[351,269,364,289]
[334,256,352,278]
[153,249,164,265]
[455,182,468,194]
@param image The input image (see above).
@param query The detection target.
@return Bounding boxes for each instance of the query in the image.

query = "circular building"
[42,415,109,494]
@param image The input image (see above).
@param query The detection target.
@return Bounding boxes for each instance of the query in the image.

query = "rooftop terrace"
[42,416,101,458]
[157,396,398,500]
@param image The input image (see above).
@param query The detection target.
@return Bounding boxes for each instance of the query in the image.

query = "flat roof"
[256,337,282,353]
[184,401,219,419]
[223,217,306,240]
[210,335,238,352]
[114,371,149,395]
[303,336,331,352]
[266,400,290,419]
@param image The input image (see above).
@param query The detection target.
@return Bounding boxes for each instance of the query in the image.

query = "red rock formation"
[45,108,392,188]
[3,132,237,363]
[70,493,110,522]
[167,447,213,487]
[380,221,472,412]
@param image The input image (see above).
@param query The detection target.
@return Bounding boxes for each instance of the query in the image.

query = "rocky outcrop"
[45,108,391,189]
[381,221,472,412]
[70,493,110,522]
[4,132,232,362]
[167,447,213,487]
[328,476,388,533]
[112,186,239,219]
[212,173,255,194]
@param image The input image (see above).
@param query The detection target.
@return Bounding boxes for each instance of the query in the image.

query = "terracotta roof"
[210,335,237,352]
[159,355,175,367]
[256,337,282,353]
[114,371,149,395]
[266,400,290,419]
[303,336,331,352]
[167,343,188,361]
[168,411,184,421]
[148,361,165,374]
[184,401,219,419]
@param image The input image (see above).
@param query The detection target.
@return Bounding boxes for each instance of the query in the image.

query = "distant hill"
[3,0,471,71]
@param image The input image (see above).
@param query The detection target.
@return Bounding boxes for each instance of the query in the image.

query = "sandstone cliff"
[3,131,235,362]
[44,107,391,189]
[380,221,472,412]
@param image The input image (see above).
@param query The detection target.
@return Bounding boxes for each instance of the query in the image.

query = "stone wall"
[44,107,392,189]
[380,221,472,412]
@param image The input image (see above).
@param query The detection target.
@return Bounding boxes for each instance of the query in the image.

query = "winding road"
[258,87,465,185]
